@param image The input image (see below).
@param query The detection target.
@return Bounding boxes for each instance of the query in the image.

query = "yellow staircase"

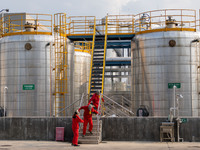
[88,16,108,98]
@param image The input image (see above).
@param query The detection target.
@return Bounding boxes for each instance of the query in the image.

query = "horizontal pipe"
[106,57,131,62]
[105,68,131,72]
[104,75,130,78]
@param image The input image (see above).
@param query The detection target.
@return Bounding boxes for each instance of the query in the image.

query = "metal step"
[92,69,103,74]
[93,53,104,56]
[92,60,103,64]
[93,64,103,67]
[91,87,102,89]
[93,51,104,54]
[94,49,104,52]
[95,36,105,40]
[92,73,102,76]
[92,67,103,70]
[93,56,103,59]
[91,83,102,86]
[94,41,104,45]
[91,79,102,82]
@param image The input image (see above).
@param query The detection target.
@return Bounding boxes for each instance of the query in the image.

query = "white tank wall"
[66,39,75,110]
[131,31,200,116]
[0,34,53,116]
[73,51,91,108]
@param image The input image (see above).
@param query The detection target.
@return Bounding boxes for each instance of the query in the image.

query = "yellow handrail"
[74,41,92,54]
[88,17,96,99]
[101,16,108,94]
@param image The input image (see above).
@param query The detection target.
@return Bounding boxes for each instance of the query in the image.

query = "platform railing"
[67,16,95,35]
[107,15,135,34]
[0,13,52,37]
[74,41,93,54]
[197,9,200,31]
[67,15,135,36]
[67,9,198,36]
[134,9,196,33]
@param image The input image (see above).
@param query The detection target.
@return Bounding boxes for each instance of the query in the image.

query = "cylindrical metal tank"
[66,39,75,114]
[131,31,200,117]
[73,50,91,108]
[0,34,53,116]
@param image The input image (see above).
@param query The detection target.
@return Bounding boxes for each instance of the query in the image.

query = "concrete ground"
[0,141,200,150]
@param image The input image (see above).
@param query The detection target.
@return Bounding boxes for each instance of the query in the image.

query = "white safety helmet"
[96,90,100,95]
[88,104,93,111]
[75,110,80,115]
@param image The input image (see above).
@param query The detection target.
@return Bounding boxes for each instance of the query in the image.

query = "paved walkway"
[0,141,200,150]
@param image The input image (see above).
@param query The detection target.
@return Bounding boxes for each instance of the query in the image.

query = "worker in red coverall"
[88,91,104,110]
[72,110,84,146]
[78,104,98,137]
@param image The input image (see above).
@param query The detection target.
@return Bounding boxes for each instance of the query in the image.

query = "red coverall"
[78,106,98,135]
[88,93,104,109]
[72,114,84,145]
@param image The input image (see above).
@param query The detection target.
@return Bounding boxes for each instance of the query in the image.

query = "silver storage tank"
[66,39,75,115]
[131,31,200,116]
[73,50,91,109]
[0,34,53,116]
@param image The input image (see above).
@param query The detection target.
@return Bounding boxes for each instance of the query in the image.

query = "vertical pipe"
[173,86,176,116]
[45,43,50,116]
[4,87,8,117]
[190,42,192,116]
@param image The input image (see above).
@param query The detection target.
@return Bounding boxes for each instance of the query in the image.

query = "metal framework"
[54,13,67,116]
[0,13,52,37]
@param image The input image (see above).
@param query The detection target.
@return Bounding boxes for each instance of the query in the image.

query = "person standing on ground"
[72,110,84,146]
[88,91,104,110]
[78,104,98,137]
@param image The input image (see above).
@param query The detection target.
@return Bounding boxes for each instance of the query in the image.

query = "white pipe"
[106,57,131,62]
[105,68,131,72]
[173,86,176,116]
[4,86,8,117]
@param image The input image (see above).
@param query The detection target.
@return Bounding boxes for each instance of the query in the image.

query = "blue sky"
[1,0,200,18]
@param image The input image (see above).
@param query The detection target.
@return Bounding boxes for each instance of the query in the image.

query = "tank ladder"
[88,17,108,98]
[54,13,67,116]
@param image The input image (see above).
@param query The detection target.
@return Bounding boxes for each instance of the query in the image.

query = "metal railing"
[66,9,198,36]
[107,15,134,34]
[134,9,196,33]
[110,95,131,110]
[57,99,80,116]
[67,15,135,35]
[197,9,200,31]
[0,13,52,36]
[57,92,88,116]
[97,93,102,133]
[102,94,134,117]
[67,16,95,35]
[74,41,93,54]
